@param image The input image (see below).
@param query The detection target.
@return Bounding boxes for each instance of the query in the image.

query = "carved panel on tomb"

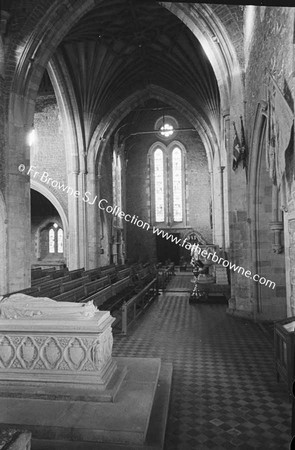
[66,337,87,370]
[0,331,113,373]
[42,337,63,370]
[0,336,15,367]
[19,336,38,370]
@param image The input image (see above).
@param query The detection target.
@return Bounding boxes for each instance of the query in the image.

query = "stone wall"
[31,96,68,216]
[228,6,294,320]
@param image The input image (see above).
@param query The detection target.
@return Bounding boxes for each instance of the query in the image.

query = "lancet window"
[149,142,186,225]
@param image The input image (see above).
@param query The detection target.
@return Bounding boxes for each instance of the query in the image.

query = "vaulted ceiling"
[45,0,220,150]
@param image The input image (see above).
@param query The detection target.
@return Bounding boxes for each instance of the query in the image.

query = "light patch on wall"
[244,5,257,70]
[27,128,37,147]
[201,38,215,68]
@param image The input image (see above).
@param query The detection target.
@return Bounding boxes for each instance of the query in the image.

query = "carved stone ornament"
[0,294,98,320]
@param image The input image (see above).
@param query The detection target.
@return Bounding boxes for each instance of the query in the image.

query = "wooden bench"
[117,267,131,279]
[31,275,52,286]
[84,276,133,311]
[100,267,118,283]
[31,266,56,281]
[83,267,102,281]
[59,275,90,293]
[68,268,85,280]
[50,268,69,279]
[133,266,155,291]
[84,275,111,297]
[157,263,174,290]
[121,277,158,335]
[53,285,86,303]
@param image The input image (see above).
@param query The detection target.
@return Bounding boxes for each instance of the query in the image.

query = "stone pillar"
[219,166,225,250]
[86,167,99,269]
[67,171,80,270]
[213,165,225,248]
[5,124,31,293]
[78,167,88,269]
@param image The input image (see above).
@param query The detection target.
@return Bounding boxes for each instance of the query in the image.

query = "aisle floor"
[112,277,292,450]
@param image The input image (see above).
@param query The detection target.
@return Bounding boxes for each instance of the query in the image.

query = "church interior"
[0,0,294,449]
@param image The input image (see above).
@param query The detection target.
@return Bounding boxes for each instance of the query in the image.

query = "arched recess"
[31,180,69,262]
[248,102,287,320]
[0,190,7,294]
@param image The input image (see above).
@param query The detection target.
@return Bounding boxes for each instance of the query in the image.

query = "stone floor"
[113,275,292,449]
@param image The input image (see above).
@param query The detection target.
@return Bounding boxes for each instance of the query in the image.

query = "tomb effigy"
[0,293,172,449]
[0,294,118,400]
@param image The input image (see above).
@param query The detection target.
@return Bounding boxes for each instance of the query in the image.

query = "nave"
[113,274,291,450]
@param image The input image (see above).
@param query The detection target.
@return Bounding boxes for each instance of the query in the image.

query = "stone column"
[86,166,99,269]
[67,170,80,270]
[5,124,31,293]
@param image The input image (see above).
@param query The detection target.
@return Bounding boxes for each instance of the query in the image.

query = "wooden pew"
[53,285,86,303]
[117,267,131,279]
[84,275,111,297]
[31,275,52,286]
[83,267,102,281]
[100,267,118,283]
[60,275,90,293]
[157,263,174,290]
[68,268,85,280]
[121,277,158,335]
[83,276,133,311]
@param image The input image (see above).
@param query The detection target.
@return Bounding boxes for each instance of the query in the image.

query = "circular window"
[155,115,178,139]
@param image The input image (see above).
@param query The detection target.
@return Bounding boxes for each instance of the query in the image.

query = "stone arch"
[160,2,243,112]
[4,0,97,290]
[4,0,241,282]
[91,86,218,178]
[31,181,69,264]
[31,181,68,237]
[0,190,7,294]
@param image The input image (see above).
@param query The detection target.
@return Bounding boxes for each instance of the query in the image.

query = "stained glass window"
[172,147,183,222]
[49,229,55,253]
[154,148,165,222]
[160,123,174,137]
[57,228,63,253]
